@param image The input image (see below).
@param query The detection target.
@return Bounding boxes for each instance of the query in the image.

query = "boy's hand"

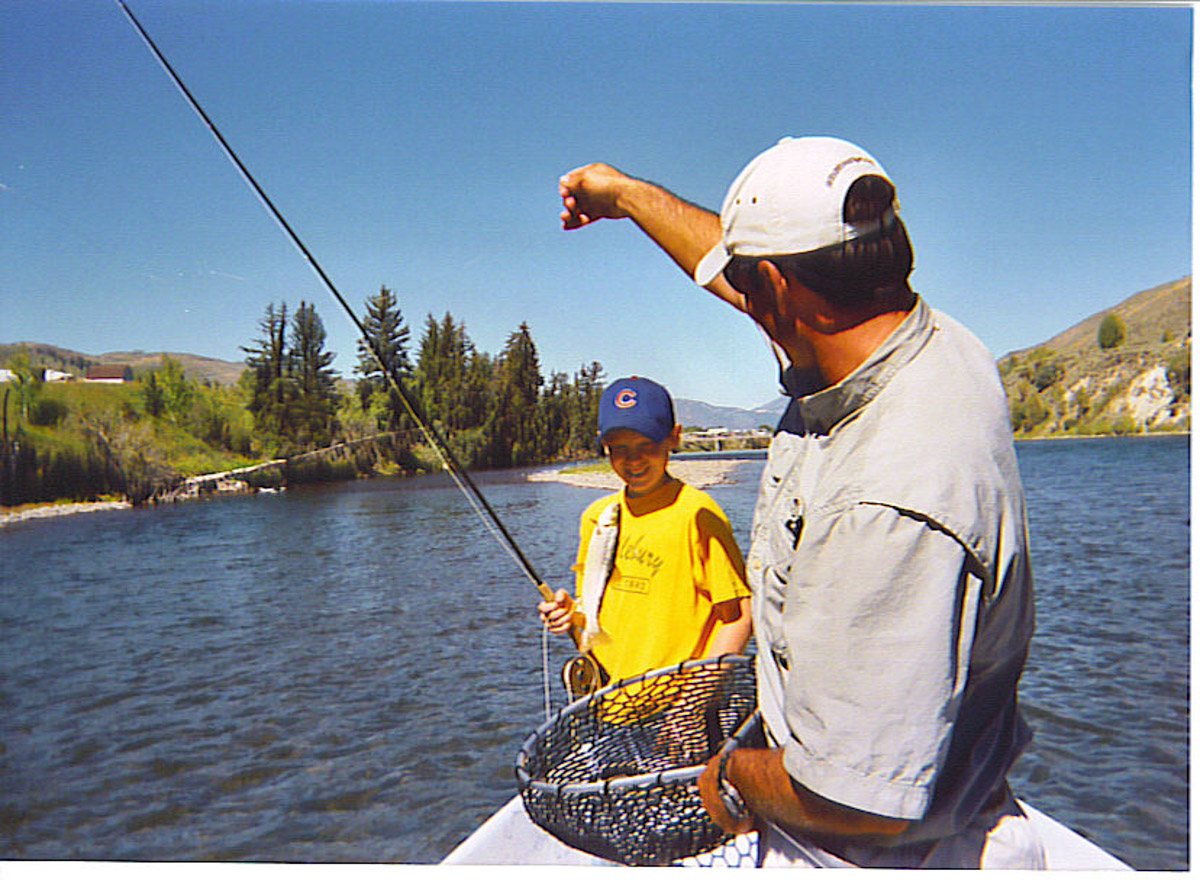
[538,588,576,633]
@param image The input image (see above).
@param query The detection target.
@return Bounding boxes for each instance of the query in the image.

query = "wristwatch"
[717,745,749,824]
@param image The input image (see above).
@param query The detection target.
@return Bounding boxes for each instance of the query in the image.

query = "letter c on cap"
[615,389,638,409]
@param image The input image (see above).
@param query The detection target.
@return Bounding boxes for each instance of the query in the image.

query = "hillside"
[3,276,1190,437]
[98,350,246,386]
[1007,278,1191,359]
[677,278,1191,434]
[998,278,1190,436]
[675,396,786,431]
[0,343,246,386]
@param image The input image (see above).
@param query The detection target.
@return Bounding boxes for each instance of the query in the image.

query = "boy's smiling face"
[603,426,680,497]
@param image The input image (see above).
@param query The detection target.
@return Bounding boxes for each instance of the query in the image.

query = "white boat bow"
[442,794,1131,869]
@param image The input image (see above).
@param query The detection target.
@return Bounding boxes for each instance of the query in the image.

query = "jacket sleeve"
[779,502,982,821]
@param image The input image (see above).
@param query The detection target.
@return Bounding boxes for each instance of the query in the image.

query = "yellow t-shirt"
[573,479,750,683]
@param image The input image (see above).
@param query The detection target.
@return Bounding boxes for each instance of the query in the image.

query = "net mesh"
[515,655,759,866]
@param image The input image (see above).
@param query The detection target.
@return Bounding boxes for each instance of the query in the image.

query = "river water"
[0,435,1188,869]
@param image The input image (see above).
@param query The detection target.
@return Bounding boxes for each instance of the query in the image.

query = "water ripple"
[0,438,1188,867]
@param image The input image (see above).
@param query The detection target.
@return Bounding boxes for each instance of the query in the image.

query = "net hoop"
[515,654,759,866]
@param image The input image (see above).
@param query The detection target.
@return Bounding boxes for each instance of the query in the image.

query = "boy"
[539,376,751,685]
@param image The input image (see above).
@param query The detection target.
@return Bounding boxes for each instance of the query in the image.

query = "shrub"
[1031,359,1064,392]
[1009,381,1051,434]
[285,457,357,484]
[27,397,68,427]
[1166,346,1191,401]
[1098,313,1126,350]
[1111,414,1139,436]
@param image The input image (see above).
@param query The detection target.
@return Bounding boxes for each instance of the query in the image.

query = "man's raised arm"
[558,163,747,314]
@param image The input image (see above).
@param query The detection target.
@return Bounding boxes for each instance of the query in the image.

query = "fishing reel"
[563,652,608,702]
[539,582,610,701]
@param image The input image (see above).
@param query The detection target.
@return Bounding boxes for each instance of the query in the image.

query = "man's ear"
[757,259,790,311]
[668,423,683,452]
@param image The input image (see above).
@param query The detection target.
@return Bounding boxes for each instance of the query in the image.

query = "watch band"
[717,744,749,823]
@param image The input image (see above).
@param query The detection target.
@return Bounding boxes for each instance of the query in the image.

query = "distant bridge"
[680,428,772,451]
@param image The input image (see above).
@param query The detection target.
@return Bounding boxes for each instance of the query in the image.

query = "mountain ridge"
[0,343,246,386]
[1002,277,1190,360]
[3,276,1190,434]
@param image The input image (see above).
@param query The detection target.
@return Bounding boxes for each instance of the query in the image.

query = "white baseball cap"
[694,136,896,286]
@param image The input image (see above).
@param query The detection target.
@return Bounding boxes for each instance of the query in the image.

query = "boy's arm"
[705,597,752,657]
[693,504,752,657]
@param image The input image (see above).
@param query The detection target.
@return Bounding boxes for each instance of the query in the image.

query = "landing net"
[515,654,760,866]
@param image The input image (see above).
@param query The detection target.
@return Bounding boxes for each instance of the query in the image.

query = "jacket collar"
[781,297,934,436]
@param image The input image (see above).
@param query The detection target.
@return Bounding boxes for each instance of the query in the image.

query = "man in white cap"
[558,138,1044,868]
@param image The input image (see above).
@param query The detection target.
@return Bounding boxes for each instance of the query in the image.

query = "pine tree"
[440,313,471,430]
[460,347,493,433]
[539,370,571,460]
[242,302,293,445]
[409,314,601,468]
[416,314,446,424]
[569,361,605,454]
[289,300,340,449]
[142,371,165,419]
[416,312,479,430]
[355,285,412,429]
[491,322,543,467]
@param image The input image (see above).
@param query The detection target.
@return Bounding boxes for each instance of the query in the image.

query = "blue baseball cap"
[597,376,676,443]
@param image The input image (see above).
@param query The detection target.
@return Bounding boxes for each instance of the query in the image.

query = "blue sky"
[1,1,1192,409]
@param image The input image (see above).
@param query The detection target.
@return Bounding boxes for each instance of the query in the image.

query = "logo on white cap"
[694,136,894,287]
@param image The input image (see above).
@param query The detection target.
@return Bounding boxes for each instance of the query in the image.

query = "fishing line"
[115,0,550,597]
[541,625,553,722]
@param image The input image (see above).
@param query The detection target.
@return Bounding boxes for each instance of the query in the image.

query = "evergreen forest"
[1,287,606,507]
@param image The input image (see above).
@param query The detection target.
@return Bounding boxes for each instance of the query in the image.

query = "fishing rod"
[114,0,564,606]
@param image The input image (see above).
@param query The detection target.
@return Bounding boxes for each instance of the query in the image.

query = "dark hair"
[724,175,914,310]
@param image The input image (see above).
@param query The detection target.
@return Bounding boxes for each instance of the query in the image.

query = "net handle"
[518,763,705,797]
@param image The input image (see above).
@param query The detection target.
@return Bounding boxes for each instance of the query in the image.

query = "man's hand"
[698,747,911,839]
[538,587,577,634]
[698,750,755,835]
[557,160,749,315]
[559,163,635,229]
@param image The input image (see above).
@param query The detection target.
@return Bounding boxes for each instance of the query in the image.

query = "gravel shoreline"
[1,459,749,526]
[0,500,133,528]
[527,458,746,490]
